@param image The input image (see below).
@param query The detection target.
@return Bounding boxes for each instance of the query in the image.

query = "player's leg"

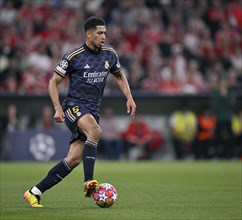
[65,140,84,167]
[24,140,84,207]
[77,114,101,197]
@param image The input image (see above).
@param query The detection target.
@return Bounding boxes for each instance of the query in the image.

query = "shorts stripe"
[66,109,75,121]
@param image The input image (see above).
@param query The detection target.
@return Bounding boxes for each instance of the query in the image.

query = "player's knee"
[70,158,81,168]
[89,125,102,142]
[94,125,102,140]
[66,156,81,168]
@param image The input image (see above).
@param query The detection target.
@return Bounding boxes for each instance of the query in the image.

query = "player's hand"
[127,98,136,118]
[54,109,65,123]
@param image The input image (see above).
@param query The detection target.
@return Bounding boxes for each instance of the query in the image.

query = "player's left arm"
[112,70,136,118]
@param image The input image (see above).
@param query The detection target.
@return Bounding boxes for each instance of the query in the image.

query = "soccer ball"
[92,183,118,208]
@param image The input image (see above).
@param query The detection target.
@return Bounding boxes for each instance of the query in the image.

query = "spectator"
[159,61,182,95]
[99,107,123,160]
[227,67,241,90]
[169,102,197,160]
[27,42,52,73]
[128,59,144,89]
[0,104,19,160]
[170,44,186,84]
[211,78,236,159]
[231,107,242,160]
[0,1,16,26]
[141,65,160,91]
[183,22,200,54]
[122,115,152,160]
[195,105,217,159]
[183,60,207,94]
[38,105,55,130]
[230,48,242,74]
[3,76,18,93]
[21,65,48,93]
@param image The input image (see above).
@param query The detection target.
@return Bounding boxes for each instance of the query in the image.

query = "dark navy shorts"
[64,104,99,144]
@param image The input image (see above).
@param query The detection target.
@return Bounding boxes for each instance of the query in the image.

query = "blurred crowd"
[0,0,242,95]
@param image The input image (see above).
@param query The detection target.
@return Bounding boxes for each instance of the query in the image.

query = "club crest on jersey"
[76,111,81,117]
[60,60,68,69]
[104,61,109,69]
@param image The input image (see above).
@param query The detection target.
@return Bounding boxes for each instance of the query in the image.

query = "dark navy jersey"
[54,44,121,116]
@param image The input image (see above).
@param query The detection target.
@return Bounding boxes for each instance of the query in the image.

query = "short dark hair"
[84,16,106,32]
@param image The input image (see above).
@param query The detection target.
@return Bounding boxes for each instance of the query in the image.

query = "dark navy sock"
[82,140,97,182]
[36,159,72,193]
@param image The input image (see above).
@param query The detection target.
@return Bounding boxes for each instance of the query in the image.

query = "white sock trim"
[63,158,72,171]
[31,186,42,196]
[86,140,98,148]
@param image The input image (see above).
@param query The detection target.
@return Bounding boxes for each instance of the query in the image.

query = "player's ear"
[86,30,92,39]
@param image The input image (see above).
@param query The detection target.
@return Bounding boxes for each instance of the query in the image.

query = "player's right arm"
[48,73,65,123]
[113,70,136,118]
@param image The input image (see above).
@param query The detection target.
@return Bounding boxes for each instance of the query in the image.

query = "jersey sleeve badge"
[60,60,68,69]
[55,59,69,78]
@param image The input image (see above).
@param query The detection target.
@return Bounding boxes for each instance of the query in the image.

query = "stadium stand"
[0,0,241,95]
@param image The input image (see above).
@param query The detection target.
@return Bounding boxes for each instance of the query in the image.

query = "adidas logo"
[84,64,90,69]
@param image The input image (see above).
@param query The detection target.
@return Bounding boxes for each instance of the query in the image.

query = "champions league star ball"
[92,183,118,208]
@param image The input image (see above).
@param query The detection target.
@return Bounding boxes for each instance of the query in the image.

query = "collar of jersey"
[84,43,101,55]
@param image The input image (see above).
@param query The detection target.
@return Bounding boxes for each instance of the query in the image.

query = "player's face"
[87,26,106,50]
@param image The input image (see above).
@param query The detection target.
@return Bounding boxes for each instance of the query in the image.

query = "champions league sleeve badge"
[59,60,68,69]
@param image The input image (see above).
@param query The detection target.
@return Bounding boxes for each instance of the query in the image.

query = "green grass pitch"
[0,161,241,220]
